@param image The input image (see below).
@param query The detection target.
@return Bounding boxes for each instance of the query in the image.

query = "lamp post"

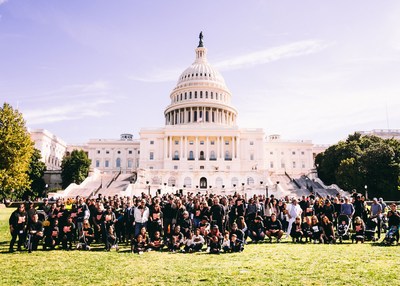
[364,185,368,200]
[146,181,150,196]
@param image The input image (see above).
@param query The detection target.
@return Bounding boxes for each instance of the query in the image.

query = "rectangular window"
[270,161,274,168]
[175,140,179,145]
[96,160,100,168]
[150,152,154,160]
[270,151,273,155]
[250,154,254,160]
[128,160,133,168]
[189,141,194,145]
[281,162,285,168]
[105,160,109,168]
[128,150,133,154]
[293,161,296,168]
[200,166,204,170]
[200,141,204,145]
[301,151,305,155]
[174,165,178,170]
[302,162,305,168]
[150,140,154,145]
[106,150,110,154]
[250,141,254,145]
[210,141,215,145]
[225,141,229,145]
[97,150,100,154]
[292,151,296,155]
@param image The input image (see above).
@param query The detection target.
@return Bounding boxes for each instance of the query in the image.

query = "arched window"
[247,177,255,185]
[210,151,216,160]
[200,177,207,189]
[168,177,176,186]
[151,176,161,185]
[184,177,192,188]
[116,158,121,168]
[174,151,179,160]
[225,151,231,160]
[189,151,194,160]
[199,151,205,160]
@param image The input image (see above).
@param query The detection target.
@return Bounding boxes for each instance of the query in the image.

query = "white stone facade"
[29,128,67,171]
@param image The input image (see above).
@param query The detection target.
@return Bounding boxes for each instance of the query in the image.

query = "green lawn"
[0,207,399,286]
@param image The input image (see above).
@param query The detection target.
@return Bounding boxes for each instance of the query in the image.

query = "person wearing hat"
[370,197,383,240]
[248,215,265,243]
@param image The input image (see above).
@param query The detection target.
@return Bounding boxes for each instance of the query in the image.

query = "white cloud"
[23,99,113,125]
[129,40,331,83]
[214,40,332,71]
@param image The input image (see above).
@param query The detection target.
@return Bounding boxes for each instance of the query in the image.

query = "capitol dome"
[164,32,238,127]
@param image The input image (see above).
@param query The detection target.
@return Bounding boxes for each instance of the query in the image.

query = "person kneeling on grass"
[351,216,365,243]
[310,215,322,244]
[265,213,283,243]
[321,215,336,244]
[290,216,303,243]
[27,213,44,253]
[62,216,76,250]
[248,216,265,243]
[301,216,313,243]
[44,218,59,250]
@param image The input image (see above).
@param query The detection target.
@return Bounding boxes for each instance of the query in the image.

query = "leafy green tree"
[61,150,91,189]
[0,103,34,200]
[316,132,400,200]
[23,148,47,200]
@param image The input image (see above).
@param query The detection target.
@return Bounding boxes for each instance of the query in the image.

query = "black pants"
[10,229,26,251]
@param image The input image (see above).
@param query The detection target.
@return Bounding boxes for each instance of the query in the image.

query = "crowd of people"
[8,191,400,254]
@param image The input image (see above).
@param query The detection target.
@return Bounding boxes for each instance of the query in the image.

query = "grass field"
[0,207,399,286]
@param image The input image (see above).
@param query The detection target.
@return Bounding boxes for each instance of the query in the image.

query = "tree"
[0,103,34,200]
[316,133,400,200]
[61,150,91,189]
[23,148,47,200]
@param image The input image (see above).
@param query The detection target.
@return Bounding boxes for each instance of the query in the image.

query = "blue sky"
[1,0,399,145]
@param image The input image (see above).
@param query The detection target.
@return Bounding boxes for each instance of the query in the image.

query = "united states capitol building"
[32,34,347,198]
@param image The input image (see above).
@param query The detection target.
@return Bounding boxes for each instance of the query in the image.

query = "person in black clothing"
[387,203,400,243]
[265,213,283,243]
[248,216,265,243]
[9,204,28,252]
[230,234,244,252]
[43,218,59,250]
[299,196,309,219]
[27,213,44,252]
[210,197,225,232]
[290,216,303,243]
[229,222,245,242]
[177,211,192,238]
[162,197,177,236]
[322,199,335,223]
[62,216,76,250]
